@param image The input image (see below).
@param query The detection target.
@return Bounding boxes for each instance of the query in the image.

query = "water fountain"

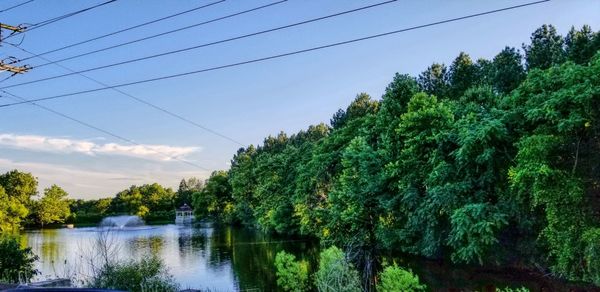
[99,215,144,228]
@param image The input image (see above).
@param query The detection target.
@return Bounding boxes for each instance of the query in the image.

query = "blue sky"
[0,0,598,199]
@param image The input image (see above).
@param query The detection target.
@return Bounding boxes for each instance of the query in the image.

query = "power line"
[0,89,210,170]
[0,0,35,13]
[19,0,278,63]
[0,0,550,108]
[12,0,398,88]
[2,0,118,40]
[8,42,246,146]
[30,0,395,71]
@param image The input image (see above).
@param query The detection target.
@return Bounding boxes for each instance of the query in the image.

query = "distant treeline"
[0,169,203,228]
[190,24,600,285]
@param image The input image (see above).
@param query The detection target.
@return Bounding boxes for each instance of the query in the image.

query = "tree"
[325,136,383,287]
[0,169,38,209]
[491,47,525,94]
[376,264,426,292]
[417,63,448,98]
[314,246,361,292]
[275,251,309,292]
[0,186,28,232]
[192,170,233,222]
[0,235,39,283]
[176,177,203,206]
[448,52,479,98]
[565,25,599,65]
[523,24,565,70]
[37,185,71,227]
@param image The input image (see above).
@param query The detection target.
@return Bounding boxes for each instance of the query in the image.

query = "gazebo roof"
[177,203,193,211]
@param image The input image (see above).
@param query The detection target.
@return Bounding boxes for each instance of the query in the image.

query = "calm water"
[21,223,592,291]
[22,223,317,291]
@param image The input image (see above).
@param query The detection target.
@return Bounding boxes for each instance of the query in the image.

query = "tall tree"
[326,136,383,288]
[192,170,233,222]
[448,52,478,98]
[523,24,565,70]
[417,63,449,98]
[565,25,599,65]
[491,47,526,94]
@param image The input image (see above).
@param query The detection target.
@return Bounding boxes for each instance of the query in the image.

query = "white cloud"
[0,133,200,161]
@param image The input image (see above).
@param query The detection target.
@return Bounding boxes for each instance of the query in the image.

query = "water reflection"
[22,224,316,291]
[22,224,587,291]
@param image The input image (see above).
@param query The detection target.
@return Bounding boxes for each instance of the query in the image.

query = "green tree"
[275,251,309,292]
[491,47,525,94]
[448,52,479,98]
[0,186,29,232]
[176,177,203,206]
[325,136,383,286]
[192,170,233,222]
[0,235,39,283]
[523,24,565,70]
[417,63,449,98]
[376,264,426,292]
[315,246,361,292]
[0,169,38,206]
[37,185,71,227]
[565,25,599,65]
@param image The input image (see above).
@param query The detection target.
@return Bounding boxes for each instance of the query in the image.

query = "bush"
[0,235,39,283]
[87,256,178,292]
[275,251,309,292]
[315,246,361,292]
[376,264,426,291]
[496,287,530,292]
[582,228,600,286]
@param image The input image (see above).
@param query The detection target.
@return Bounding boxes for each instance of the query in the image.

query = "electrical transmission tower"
[0,22,30,75]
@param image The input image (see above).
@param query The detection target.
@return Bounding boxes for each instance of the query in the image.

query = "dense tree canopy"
[191,24,600,287]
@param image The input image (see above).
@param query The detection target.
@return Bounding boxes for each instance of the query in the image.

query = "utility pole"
[0,22,29,75]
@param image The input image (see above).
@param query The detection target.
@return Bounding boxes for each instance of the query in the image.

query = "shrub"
[496,287,530,292]
[582,228,600,286]
[315,246,361,292]
[376,264,426,291]
[87,256,178,292]
[275,251,309,292]
[0,235,39,283]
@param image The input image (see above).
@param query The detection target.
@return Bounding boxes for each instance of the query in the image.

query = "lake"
[21,223,589,291]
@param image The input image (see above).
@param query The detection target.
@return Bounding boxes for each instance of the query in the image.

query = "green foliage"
[496,287,530,292]
[109,183,176,218]
[376,264,426,292]
[275,251,309,292]
[523,24,565,70]
[176,177,203,207]
[192,170,233,223]
[87,256,178,292]
[37,185,71,226]
[0,235,38,283]
[315,246,361,292]
[0,185,28,232]
[565,25,600,65]
[582,228,600,285]
[449,203,508,264]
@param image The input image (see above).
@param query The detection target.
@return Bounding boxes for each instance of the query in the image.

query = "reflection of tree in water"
[177,225,208,259]
[208,226,319,291]
[127,236,164,258]
[39,229,64,276]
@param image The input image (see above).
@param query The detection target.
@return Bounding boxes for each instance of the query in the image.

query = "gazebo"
[175,203,194,223]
